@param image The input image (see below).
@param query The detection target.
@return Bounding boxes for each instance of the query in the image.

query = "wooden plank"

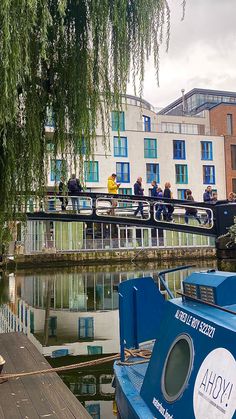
[23,334,91,419]
[0,333,91,418]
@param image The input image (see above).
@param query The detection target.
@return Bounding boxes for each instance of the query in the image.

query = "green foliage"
[227,216,236,246]
[0,0,173,243]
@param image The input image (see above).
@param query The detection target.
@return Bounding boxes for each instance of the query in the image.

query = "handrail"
[157,265,195,299]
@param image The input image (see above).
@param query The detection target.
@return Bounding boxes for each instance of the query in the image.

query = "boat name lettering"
[174,310,215,338]
[153,397,174,419]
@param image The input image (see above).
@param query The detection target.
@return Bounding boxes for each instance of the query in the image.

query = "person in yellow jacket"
[107,173,120,215]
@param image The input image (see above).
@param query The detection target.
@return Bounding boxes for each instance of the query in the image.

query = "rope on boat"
[0,349,152,381]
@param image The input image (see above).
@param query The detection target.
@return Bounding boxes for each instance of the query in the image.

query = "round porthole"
[161,334,194,402]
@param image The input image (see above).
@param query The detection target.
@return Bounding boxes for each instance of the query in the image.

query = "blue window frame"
[201,141,213,160]
[146,163,160,183]
[173,140,186,159]
[175,164,188,184]
[119,188,132,195]
[78,317,94,339]
[177,189,187,200]
[116,162,130,183]
[84,161,99,182]
[114,136,128,157]
[203,165,215,184]
[111,111,125,131]
[143,115,151,132]
[144,138,157,158]
[50,159,66,182]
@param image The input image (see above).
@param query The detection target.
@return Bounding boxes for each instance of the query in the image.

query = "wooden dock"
[0,333,91,418]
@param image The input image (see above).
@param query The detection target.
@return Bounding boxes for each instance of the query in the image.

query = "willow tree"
[0,0,182,246]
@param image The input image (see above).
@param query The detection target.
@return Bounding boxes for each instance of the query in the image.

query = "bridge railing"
[25,192,235,238]
[26,193,215,229]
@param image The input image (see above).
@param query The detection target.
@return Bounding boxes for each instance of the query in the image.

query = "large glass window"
[111,111,125,131]
[173,140,186,159]
[143,115,151,132]
[116,162,130,183]
[146,163,160,183]
[203,165,215,184]
[201,141,213,160]
[231,145,236,170]
[175,164,188,184]
[114,136,128,157]
[50,159,66,182]
[144,138,157,158]
[84,161,99,182]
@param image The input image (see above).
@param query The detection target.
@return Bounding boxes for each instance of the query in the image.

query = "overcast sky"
[127,0,236,109]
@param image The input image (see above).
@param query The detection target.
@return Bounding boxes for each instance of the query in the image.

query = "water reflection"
[0,260,223,419]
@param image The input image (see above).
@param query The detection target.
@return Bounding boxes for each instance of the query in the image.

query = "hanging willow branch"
[0,0,176,246]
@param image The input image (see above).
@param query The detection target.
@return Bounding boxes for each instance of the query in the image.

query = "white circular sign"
[193,348,236,419]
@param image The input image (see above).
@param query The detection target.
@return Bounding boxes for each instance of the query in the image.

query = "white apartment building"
[47,94,226,201]
[18,94,223,255]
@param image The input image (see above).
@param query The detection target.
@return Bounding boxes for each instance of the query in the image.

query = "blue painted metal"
[114,269,236,419]
[118,277,165,362]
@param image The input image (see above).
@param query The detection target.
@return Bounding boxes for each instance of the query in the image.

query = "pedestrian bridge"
[26,192,236,238]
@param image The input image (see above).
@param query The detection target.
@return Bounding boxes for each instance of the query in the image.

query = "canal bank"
[2,246,216,269]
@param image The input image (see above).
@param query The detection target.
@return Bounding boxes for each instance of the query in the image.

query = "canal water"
[0,258,234,418]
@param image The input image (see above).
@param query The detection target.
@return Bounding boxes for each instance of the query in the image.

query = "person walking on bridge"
[163,182,174,221]
[203,185,213,225]
[107,173,120,215]
[134,177,144,218]
[68,174,82,212]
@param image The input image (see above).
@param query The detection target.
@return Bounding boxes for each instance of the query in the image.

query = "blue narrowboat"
[113,267,236,419]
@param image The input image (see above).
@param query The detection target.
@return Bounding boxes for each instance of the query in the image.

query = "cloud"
[128,0,236,108]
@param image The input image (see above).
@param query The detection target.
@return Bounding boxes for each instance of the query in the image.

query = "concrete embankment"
[2,247,216,269]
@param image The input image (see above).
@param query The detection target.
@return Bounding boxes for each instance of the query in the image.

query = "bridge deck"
[0,333,91,419]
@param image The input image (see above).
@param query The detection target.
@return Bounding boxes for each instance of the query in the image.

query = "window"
[114,136,128,157]
[203,165,215,184]
[50,159,66,182]
[231,145,236,170]
[146,163,160,183]
[143,115,151,132]
[162,122,180,133]
[119,188,132,195]
[175,164,188,184]
[78,317,94,339]
[75,137,89,155]
[201,141,213,160]
[161,334,193,402]
[227,113,233,135]
[111,111,125,131]
[84,161,99,182]
[45,107,55,128]
[233,179,236,193]
[116,162,130,183]
[177,189,187,200]
[144,138,157,158]
[173,140,186,159]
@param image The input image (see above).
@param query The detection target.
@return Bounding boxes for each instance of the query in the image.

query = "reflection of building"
[60,368,115,419]
[0,267,190,357]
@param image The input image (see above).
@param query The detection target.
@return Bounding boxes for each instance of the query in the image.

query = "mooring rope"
[0,349,152,381]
